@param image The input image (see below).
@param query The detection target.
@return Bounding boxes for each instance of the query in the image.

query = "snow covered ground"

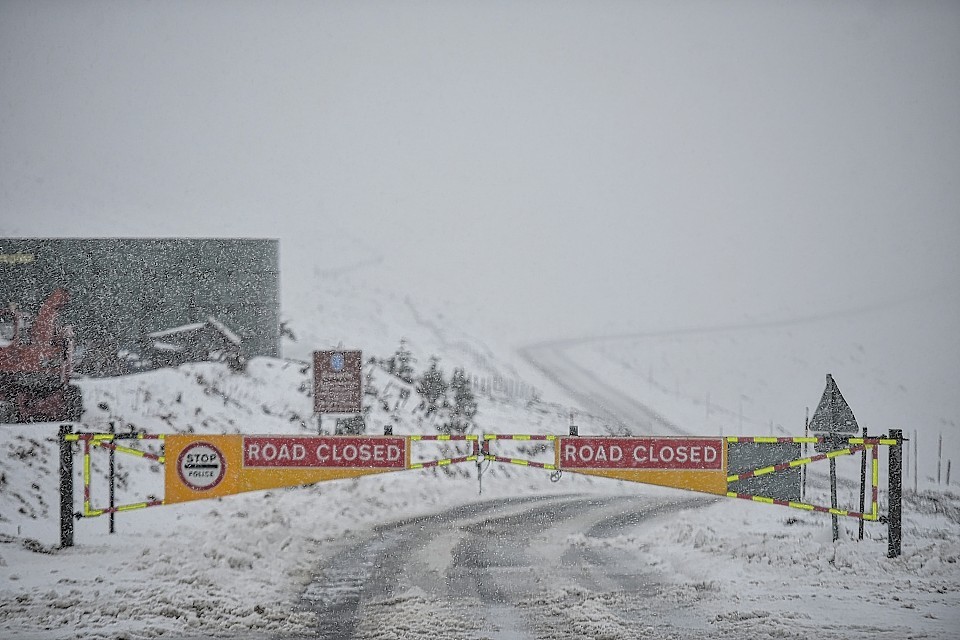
[0,349,614,639]
[1,270,958,639]
[566,491,960,639]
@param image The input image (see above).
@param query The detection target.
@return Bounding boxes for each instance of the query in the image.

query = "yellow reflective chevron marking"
[65,433,165,442]
[408,455,478,471]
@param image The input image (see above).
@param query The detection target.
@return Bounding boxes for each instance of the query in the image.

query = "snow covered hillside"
[1,268,958,639]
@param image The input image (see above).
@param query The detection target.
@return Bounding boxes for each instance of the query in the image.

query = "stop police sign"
[558,437,724,470]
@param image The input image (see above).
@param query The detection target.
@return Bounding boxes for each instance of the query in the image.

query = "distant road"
[520,284,960,353]
[518,340,683,436]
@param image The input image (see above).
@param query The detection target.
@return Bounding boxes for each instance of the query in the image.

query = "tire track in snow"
[297,494,716,640]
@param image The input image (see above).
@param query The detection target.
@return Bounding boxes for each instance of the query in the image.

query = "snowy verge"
[569,489,960,639]
[0,355,615,639]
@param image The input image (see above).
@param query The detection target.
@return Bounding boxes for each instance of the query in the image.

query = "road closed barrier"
[59,428,904,557]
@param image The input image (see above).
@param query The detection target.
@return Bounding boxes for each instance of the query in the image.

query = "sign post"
[809,374,860,541]
[313,350,363,434]
[830,457,839,542]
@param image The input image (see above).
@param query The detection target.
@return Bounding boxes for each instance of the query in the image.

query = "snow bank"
[0,343,610,639]
[571,490,960,639]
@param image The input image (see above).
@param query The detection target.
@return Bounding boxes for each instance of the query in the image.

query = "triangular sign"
[809,374,859,435]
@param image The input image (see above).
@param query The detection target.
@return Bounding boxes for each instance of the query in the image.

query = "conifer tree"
[445,367,478,434]
[394,338,415,383]
[416,356,447,417]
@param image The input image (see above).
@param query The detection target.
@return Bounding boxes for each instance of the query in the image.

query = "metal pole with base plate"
[109,421,116,534]
[830,451,839,542]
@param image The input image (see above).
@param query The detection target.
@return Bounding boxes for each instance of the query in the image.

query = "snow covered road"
[290,338,723,640]
[298,493,712,640]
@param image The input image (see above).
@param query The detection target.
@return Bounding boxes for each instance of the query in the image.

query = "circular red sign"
[177,441,226,491]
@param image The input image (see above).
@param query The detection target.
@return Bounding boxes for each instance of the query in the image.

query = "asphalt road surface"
[297,493,715,640]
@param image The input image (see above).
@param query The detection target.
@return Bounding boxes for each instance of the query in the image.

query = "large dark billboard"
[0,238,280,376]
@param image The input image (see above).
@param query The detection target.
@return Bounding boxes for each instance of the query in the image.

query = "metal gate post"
[109,421,116,534]
[887,429,903,558]
[58,424,74,549]
[859,427,867,541]
[802,408,809,501]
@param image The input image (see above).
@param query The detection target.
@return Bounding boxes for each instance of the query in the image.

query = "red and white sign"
[177,441,227,491]
[558,437,723,470]
[242,436,406,469]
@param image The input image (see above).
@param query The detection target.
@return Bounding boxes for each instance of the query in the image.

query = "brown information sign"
[313,350,363,413]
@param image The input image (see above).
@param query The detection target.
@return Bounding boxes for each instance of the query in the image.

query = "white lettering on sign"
[245,442,308,462]
[559,437,723,470]
[630,444,718,464]
[313,443,402,463]
[0,252,35,264]
[243,436,406,468]
[563,443,626,463]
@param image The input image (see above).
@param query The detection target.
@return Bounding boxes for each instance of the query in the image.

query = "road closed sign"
[560,437,723,470]
[556,436,728,495]
[165,435,409,504]
[243,436,406,468]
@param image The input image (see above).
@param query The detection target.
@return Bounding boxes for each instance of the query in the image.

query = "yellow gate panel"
[164,435,409,504]
[570,468,729,496]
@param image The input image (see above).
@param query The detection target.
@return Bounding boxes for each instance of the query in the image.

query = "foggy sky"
[1,1,958,343]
